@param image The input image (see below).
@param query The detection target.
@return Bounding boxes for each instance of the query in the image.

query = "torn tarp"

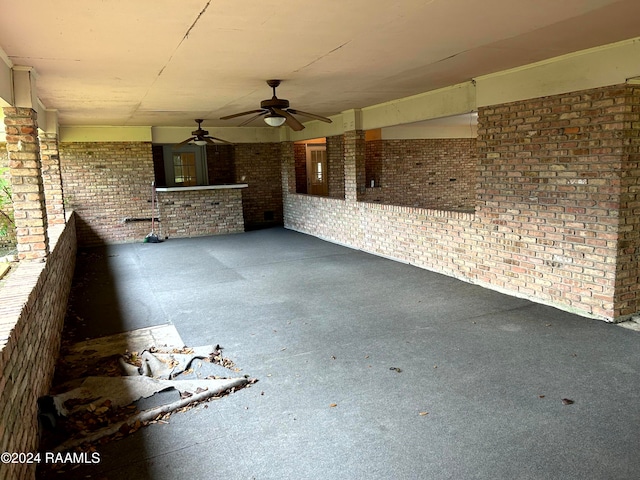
[49,376,246,417]
[119,345,222,379]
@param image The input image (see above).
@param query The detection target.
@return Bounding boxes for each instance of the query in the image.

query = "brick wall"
[206,144,235,184]
[60,141,286,243]
[613,85,640,317]
[0,215,76,480]
[294,143,307,194]
[59,142,155,246]
[234,143,283,229]
[362,138,476,211]
[326,135,345,199]
[39,133,66,225]
[157,188,245,238]
[284,84,640,322]
[475,84,639,319]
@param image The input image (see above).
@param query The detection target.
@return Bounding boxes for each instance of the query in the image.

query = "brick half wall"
[284,84,640,321]
[0,214,77,480]
[157,188,245,238]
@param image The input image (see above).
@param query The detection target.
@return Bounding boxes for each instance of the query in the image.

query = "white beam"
[0,47,12,108]
[12,66,38,109]
[475,37,640,107]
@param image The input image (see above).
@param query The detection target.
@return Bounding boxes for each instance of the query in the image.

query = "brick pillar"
[280,141,295,194]
[39,132,66,225]
[343,130,366,203]
[3,107,50,260]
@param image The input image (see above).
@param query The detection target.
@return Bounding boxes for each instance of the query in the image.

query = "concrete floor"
[53,227,640,479]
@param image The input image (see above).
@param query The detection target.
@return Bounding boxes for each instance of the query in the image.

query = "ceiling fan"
[174,119,232,148]
[220,80,332,131]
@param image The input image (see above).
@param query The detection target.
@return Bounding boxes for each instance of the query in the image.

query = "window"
[173,152,197,186]
[161,145,208,187]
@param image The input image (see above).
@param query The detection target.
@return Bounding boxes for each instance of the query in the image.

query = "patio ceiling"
[0,0,640,128]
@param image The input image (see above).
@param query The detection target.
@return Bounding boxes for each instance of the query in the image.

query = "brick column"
[3,107,50,260]
[39,132,66,224]
[280,141,295,194]
[343,130,366,203]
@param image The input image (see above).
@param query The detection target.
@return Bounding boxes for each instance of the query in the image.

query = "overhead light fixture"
[264,113,286,127]
[193,139,208,146]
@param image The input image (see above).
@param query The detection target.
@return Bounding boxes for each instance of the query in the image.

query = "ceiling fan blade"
[273,107,304,131]
[287,109,332,123]
[220,109,265,120]
[174,137,195,148]
[205,136,233,145]
[239,111,267,127]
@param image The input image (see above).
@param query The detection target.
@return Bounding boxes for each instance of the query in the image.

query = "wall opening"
[361,114,478,212]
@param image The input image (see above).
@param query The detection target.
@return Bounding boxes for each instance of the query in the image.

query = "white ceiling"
[1,0,640,128]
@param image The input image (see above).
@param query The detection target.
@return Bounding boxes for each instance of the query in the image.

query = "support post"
[3,106,49,260]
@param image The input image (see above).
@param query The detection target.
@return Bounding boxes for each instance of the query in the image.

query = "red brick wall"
[294,143,307,194]
[206,144,235,184]
[614,85,640,317]
[157,188,245,238]
[477,84,638,319]
[327,135,345,199]
[60,142,155,246]
[60,141,287,242]
[234,143,283,229]
[284,84,640,322]
[362,138,476,210]
[39,133,66,225]
[0,217,76,480]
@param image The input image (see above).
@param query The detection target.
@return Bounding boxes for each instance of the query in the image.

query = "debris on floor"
[38,325,255,474]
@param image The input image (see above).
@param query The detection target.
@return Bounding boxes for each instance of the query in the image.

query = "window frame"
[161,144,208,187]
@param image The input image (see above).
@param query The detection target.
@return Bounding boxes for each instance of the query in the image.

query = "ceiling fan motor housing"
[192,119,208,136]
[261,97,289,109]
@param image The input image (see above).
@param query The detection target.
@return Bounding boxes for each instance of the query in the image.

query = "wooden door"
[306,145,328,196]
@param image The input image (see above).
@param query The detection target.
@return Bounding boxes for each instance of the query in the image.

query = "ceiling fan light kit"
[264,113,286,127]
[220,80,332,131]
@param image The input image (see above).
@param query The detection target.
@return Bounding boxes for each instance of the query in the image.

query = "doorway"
[306,144,328,196]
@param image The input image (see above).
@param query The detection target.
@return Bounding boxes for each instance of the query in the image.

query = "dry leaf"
[329,403,338,408]
[419,412,429,416]
[562,398,574,405]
